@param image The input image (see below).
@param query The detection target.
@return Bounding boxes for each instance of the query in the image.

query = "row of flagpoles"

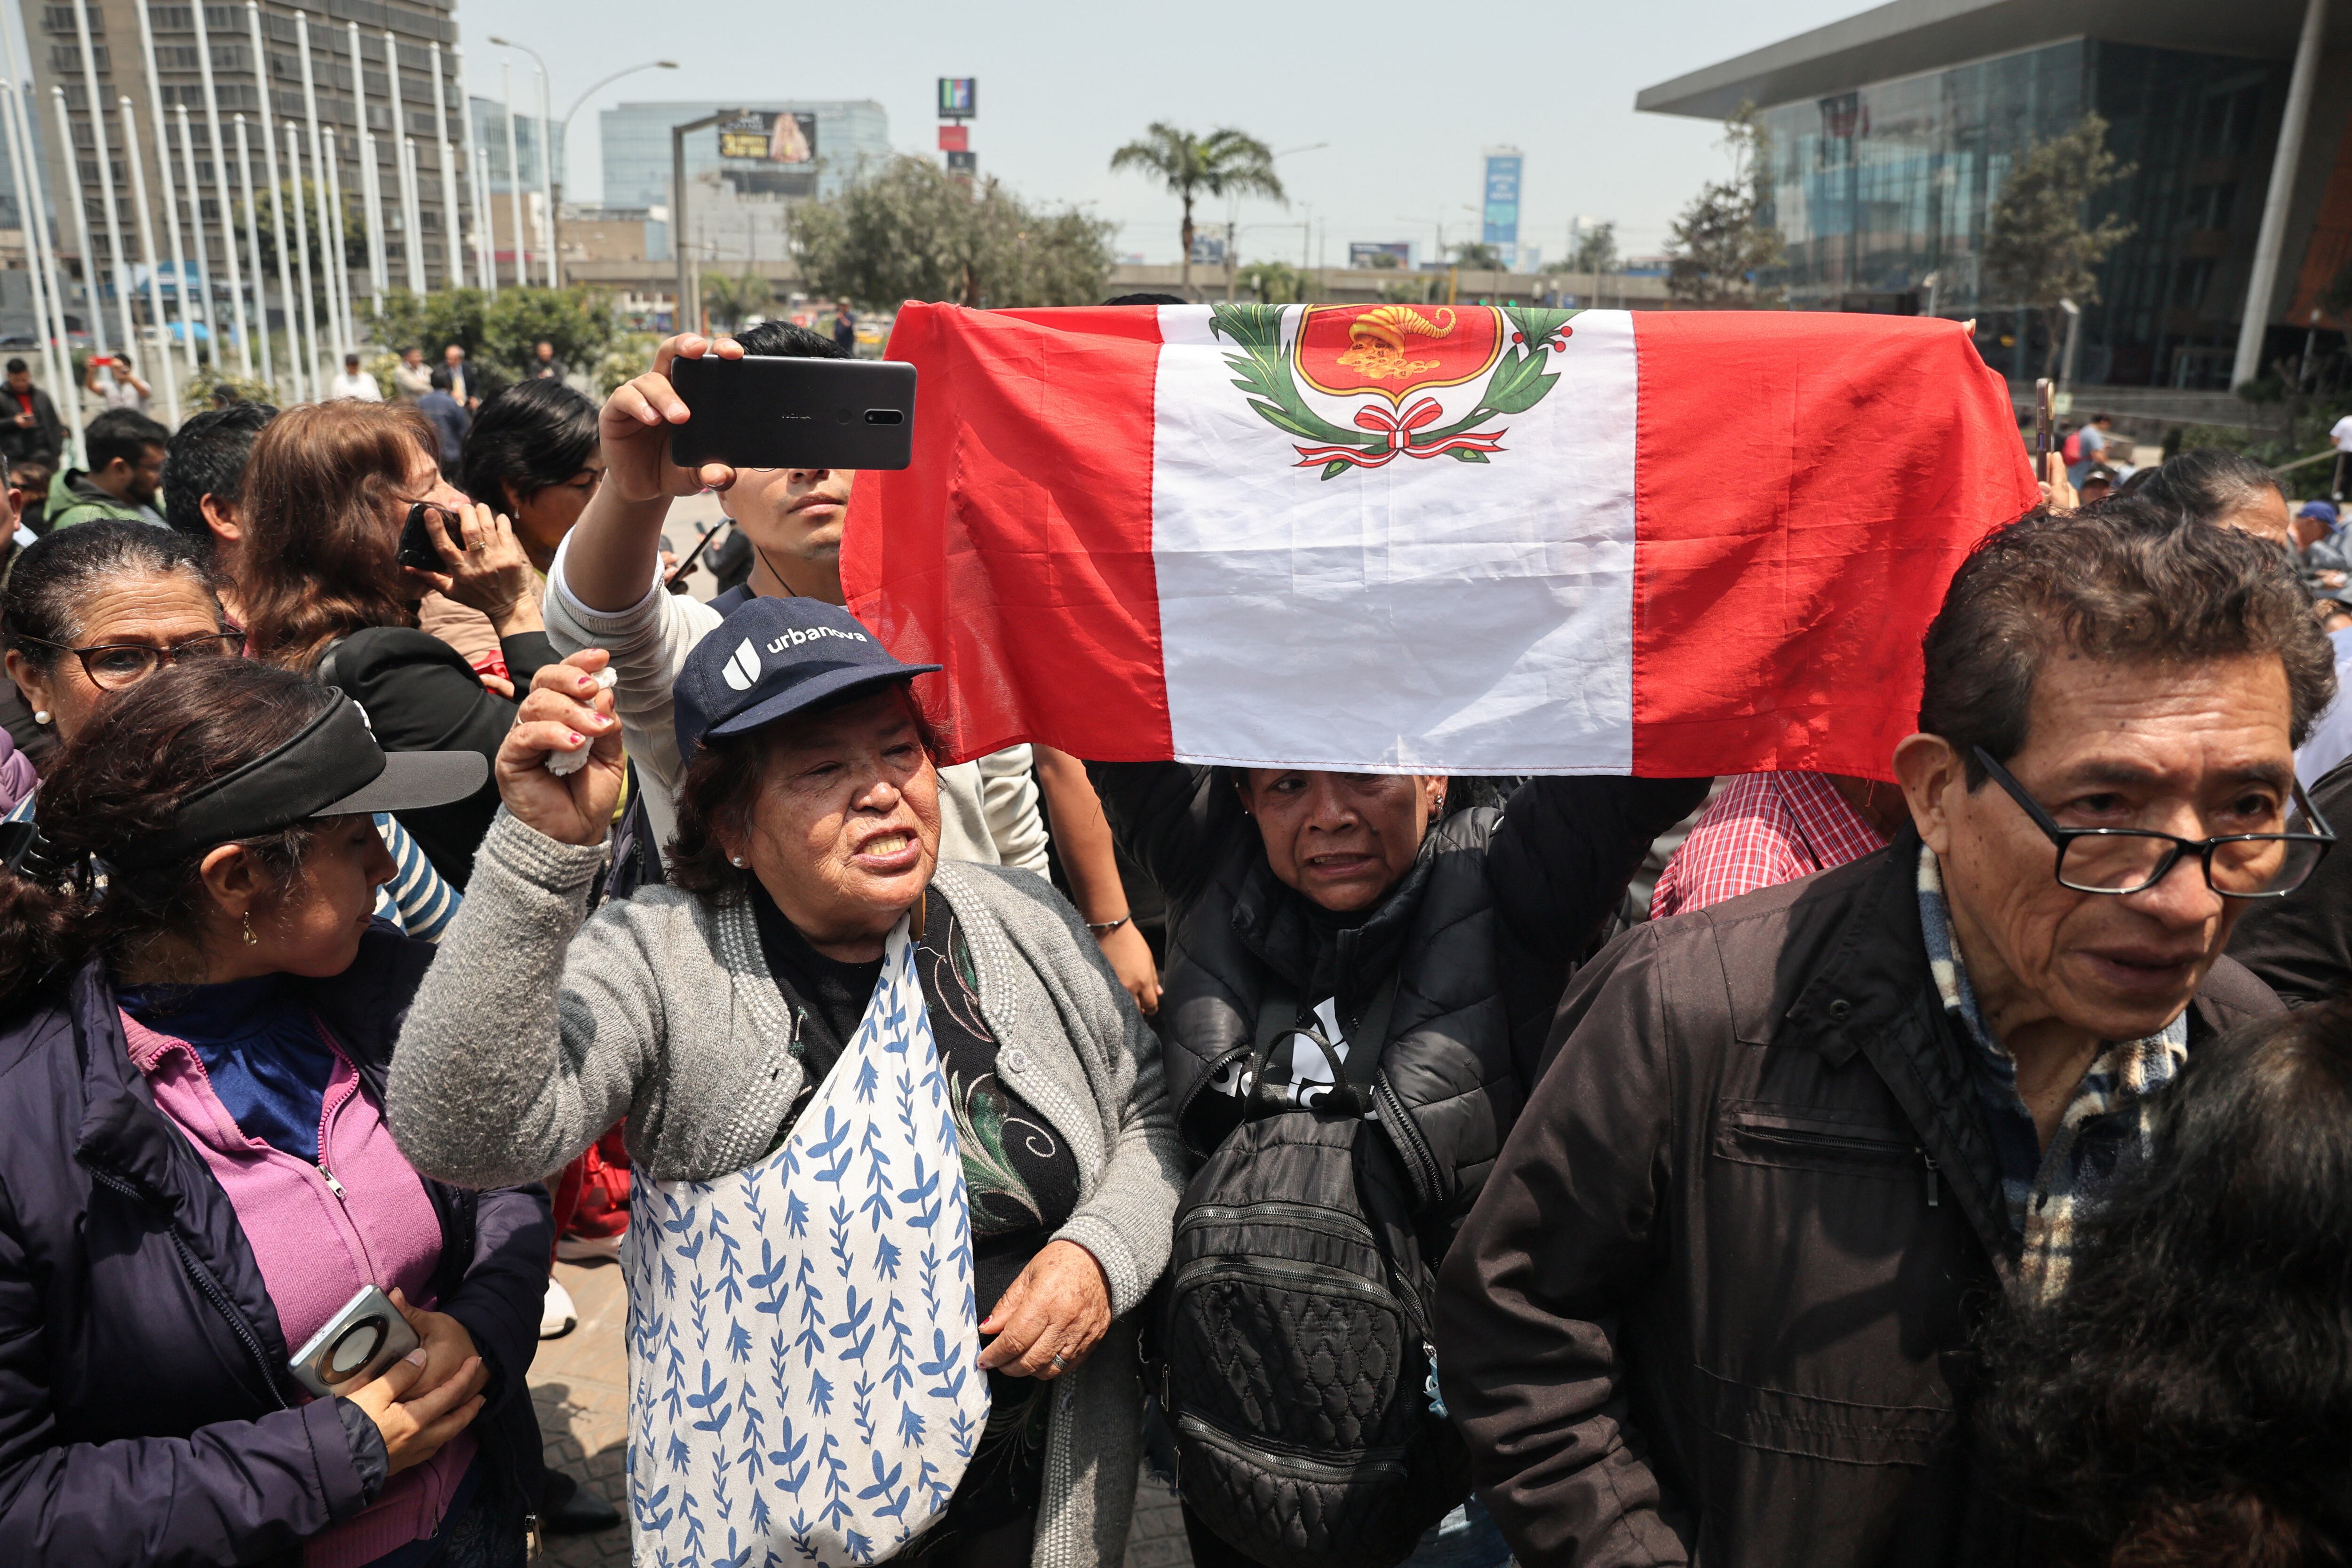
[3,0,562,442]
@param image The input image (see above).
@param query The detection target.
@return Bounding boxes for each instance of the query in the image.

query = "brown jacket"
[1433,834,2280,1568]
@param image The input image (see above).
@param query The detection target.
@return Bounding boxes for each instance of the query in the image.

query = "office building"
[1639,0,2349,390]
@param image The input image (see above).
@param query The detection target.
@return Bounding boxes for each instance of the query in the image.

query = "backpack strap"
[1246,968,1403,1117]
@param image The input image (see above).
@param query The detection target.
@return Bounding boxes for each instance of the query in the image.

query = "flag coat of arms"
[842,303,2039,780]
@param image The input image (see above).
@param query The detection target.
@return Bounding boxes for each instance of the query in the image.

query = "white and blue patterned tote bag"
[624,914,988,1566]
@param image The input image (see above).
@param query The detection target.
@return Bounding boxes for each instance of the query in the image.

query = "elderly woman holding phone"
[388,591,1184,1565]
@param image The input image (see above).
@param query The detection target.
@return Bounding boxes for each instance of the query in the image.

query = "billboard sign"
[1482,148,1522,265]
[946,150,977,174]
[938,77,976,118]
[1348,241,1412,269]
[717,111,817,164]
[938,124,968,152]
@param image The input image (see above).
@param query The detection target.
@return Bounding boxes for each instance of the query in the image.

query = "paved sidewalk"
[527,1258,1193,1567]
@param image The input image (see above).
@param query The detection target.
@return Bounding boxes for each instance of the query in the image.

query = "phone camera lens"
[326,1317,387,1380]
[834,405,854,424]
[864,409,905,426]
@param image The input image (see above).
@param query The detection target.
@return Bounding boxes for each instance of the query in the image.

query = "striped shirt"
[1915,845,2185,1300]
[5,790,458,943]
[1651,771,1890,919]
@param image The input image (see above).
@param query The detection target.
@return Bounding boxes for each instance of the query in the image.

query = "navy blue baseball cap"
[674,596,941,762]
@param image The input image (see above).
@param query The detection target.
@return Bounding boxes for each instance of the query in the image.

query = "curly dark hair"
[1921,499,2335,785]
[0,660,329,1014]
[1975,998,2352,1566]
[667,681,943,897]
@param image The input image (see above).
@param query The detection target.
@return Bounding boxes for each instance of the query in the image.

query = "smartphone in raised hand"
[667,355,917,473]
[2034,379,2054,464]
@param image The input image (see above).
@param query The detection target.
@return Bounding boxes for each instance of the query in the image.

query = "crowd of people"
[0,319,2345,1568]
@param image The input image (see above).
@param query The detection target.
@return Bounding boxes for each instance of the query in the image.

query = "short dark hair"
[667,683,942,896]
[429,365,452,391]
[5,358,25,374]
[162,402,277,550]
[458,379,597,515]
[1,518,218,673]
[1102,293,1188,307]
[83,407,168,472]
[1975,998,2352,1562]
[2133,447,2284,525]
[1920,499,2336,784]
[732,320,844,359]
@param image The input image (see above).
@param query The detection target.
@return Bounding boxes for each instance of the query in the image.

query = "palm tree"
[1110,124,1287,296]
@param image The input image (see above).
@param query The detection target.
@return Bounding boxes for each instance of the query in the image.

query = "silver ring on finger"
[1048,1353,1067,1375]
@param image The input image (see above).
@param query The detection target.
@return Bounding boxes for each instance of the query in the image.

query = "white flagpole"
[50,87,98,451]
[189,0,249,375]
[286,123,319,395]
[1,80,70,435]
[384,30,421,292]
[474,139,494,295]
[533,62,555,287]
[174,102,215,369]
[429,42,460,288]
[348,22,385,310]
[402,137,426,293]
[234,115,271,391]
[245,2,301,402]
[500,64,524,288]
[322,127,354,347]
[67,0,134,361]
[118,95,177,424]
[294,13,342,363]
[131,0,197,378]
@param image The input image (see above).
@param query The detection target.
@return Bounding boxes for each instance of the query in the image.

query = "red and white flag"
[842,303,2037,779]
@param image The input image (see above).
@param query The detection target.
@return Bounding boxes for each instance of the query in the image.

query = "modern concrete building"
[1638,0,2348,392]
[597,99,887,261]
[29,0,482,329]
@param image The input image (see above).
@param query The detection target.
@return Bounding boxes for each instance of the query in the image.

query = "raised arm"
[386,651,655,1189]
[561,333,743,612]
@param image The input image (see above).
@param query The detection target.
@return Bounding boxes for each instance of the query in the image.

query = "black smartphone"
[2034,379,2054,464]
[668,354,917,472]
[396,501,463,572]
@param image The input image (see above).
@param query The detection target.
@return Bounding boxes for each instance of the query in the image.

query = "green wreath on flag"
[1210,302,1580,480]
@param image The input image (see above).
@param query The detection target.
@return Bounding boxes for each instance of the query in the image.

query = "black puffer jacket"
[1090,764,1707,1226]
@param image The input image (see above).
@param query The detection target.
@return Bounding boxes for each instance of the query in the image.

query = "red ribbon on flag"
[1291,396,1508,469]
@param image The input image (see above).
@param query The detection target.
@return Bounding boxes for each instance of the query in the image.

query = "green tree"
[792,155,1115,310]
[364,285,617,383]
[1983,114,2135,378]
[702,272,773,333]
[1547,221,1618,276]
[1108,123,1286,296]
[1666,105,1785,307]
[1238,260,1308,304]
[1450,241,1506,272]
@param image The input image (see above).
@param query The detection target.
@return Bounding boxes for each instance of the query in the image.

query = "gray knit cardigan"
[386,809,1187,1568]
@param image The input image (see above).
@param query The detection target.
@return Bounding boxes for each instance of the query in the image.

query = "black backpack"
[1154,974,1468,1568]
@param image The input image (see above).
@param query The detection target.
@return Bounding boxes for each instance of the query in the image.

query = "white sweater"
[541,532,1052,873]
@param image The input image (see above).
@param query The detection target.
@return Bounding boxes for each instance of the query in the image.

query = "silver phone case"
[289,1284,420,1399]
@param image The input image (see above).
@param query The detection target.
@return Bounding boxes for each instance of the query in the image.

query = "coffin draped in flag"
[841,302,2039,779]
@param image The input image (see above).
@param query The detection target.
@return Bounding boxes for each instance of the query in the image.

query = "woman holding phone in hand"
[389,601,1184,1567]
[238,399,558,887]
[0,658,550,1565]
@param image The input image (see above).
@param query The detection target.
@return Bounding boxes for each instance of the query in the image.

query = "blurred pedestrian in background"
[330,351,384,402]
[0,359,61,475]
[83,353,149,414]
[45,408,168,531]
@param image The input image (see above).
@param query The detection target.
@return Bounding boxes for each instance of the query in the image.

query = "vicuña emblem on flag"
[1211,301,1577,479]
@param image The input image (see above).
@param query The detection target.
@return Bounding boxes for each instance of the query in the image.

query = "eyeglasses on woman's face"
[23,631,246,691]
[1974,745,2335,900]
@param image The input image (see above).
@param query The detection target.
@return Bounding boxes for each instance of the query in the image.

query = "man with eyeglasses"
[1433,499,2332,1568]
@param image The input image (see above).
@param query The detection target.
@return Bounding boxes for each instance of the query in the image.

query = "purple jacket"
[0,926,549,1566]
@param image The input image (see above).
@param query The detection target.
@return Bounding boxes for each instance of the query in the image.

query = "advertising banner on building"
[938,77,976,118]
[1483,149,1522,267]
[717,111,817,164]
[1348,241,1412,269]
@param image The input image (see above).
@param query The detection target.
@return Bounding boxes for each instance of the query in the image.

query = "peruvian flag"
[842,303,2037,779]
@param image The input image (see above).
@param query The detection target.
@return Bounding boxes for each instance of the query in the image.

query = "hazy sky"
[461,0,1864,268]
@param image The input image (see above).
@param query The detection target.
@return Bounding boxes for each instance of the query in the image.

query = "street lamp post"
[670,110,729,333]
[490,39,676,289]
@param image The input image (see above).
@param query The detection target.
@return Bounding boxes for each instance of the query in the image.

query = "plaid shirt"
[1650,770,1890,919]
[1916,846,2185,1300]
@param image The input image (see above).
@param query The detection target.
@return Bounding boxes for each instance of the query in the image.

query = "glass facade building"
[598,99,888,260]
[1756,41,2287,388]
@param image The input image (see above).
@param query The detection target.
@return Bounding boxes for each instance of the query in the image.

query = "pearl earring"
[31,710,48,725]
[730,855,747,868]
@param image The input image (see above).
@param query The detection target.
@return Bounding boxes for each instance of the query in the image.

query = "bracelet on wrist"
[1086,914,1131,934]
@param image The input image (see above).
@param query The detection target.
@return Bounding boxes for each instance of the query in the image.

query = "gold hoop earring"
[241,911,259,946]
